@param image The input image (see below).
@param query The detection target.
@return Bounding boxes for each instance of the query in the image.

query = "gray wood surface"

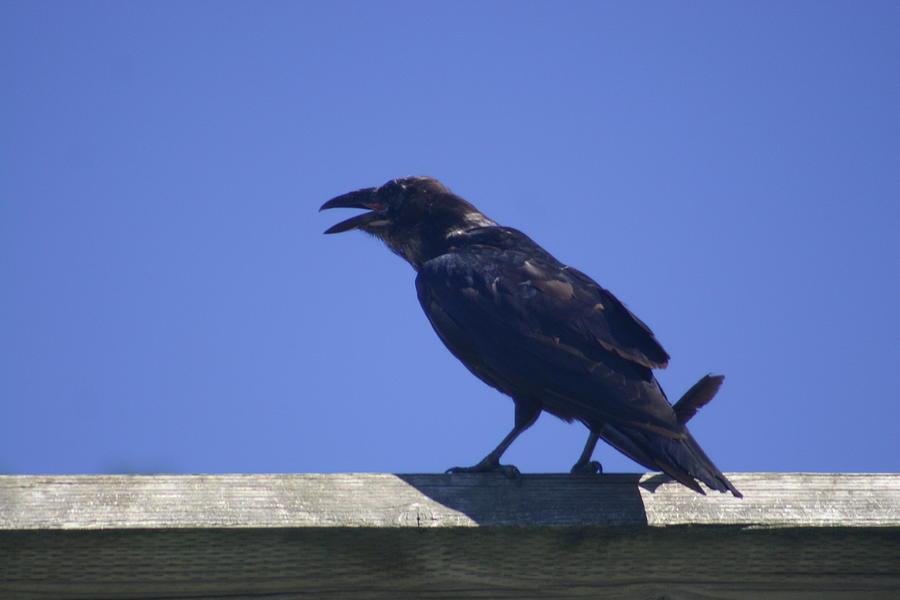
[2,472,899,529]
[2,473,899,599]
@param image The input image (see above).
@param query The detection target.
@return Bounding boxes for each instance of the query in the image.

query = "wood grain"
[2,473,898,599]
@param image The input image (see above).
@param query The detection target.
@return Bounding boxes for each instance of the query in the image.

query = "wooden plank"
[1,474,899,599]
[1,473,898,529]
[3,526,899,600]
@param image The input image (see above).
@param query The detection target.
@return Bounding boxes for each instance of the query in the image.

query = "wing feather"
[416,244,680,435]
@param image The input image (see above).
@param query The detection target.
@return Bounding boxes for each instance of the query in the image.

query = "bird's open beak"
[319,187,385,234]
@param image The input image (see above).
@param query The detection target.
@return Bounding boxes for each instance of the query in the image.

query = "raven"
[321,176,741,497]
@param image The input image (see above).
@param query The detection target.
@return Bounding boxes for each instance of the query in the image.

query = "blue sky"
[2,1,898,476]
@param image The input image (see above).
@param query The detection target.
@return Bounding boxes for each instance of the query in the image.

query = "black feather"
[322,177,741,497]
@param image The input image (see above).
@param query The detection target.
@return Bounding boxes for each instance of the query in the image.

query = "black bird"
[321,176,741,497]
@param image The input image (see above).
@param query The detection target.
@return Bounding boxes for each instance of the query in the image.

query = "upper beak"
[319,187,383,234]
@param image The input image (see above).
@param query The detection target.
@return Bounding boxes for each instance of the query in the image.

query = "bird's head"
[320,176,495,269]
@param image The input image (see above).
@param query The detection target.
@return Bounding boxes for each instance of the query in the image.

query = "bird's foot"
[446,459,520,479]
[570,460,603,475]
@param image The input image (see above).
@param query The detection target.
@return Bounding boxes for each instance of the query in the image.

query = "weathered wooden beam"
[2,473,899,599]
[3,472,899,529]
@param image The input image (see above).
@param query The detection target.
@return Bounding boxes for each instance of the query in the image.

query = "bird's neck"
[382,210,497,270]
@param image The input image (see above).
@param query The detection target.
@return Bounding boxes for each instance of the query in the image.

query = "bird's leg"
[570,429,603,475]
[446,401,540,478]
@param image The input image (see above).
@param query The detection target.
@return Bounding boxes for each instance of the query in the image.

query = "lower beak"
[319,187,382,234]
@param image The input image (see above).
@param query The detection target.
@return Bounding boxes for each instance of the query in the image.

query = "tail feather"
[673,374,724,425]
[596,374,742,497]
[659,429,742,497]
[601,423,742,497]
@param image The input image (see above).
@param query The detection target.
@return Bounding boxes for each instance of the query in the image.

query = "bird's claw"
[570,460,603,475]
[446,462,521,479]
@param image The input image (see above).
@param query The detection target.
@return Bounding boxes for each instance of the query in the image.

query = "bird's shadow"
[638,472,675,493]
[396,473,654,526]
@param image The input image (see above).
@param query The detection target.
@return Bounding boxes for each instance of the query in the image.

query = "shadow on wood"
[396,472,649,526]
